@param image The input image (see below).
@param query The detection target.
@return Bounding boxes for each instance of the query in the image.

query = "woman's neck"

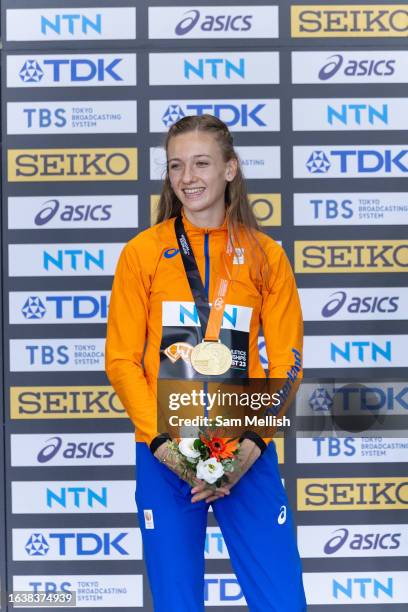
[183,206,226,228]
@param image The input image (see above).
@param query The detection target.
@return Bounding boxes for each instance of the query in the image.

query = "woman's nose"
[181,164,195,183]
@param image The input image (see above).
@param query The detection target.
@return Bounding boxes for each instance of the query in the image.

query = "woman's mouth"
[182,187,206,200]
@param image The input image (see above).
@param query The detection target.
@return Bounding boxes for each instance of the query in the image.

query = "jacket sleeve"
[261,246,303,379]
[105,244,168,452]
[241,245,303,454]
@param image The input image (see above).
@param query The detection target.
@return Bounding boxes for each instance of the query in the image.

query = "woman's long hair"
[156,114,269,286]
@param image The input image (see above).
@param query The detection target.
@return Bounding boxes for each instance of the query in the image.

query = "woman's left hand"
[191,439,261,503]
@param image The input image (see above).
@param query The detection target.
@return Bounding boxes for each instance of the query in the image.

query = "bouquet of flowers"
[166,428,241,488]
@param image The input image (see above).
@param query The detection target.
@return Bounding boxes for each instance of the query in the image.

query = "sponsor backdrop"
[1,0,407,610]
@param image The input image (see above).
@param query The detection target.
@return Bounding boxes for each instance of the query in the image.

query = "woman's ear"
[226,158,238,181]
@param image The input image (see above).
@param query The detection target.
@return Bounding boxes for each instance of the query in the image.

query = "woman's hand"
[191,438,262,503]
[153,441,231,499]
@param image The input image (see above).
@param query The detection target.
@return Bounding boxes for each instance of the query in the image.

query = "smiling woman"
[106,114,306,612]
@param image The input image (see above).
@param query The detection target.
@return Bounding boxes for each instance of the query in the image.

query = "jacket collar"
[180,209,228,235]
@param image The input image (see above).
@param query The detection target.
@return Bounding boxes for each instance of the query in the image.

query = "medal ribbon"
[174,215,235,342]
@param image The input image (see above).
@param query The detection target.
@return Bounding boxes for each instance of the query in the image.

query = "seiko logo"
[296,241,408,272]
[299,478,408,509]
[293,7,408,35]
[8,149,137,181]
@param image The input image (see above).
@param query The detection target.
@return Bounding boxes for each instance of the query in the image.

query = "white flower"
[196,457,224,484]
[178,438,201,462]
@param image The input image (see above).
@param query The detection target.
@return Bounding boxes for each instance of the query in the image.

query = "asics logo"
[277,505,287,525]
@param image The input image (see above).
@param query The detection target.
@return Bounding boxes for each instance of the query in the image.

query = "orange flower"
[200,435,238,460]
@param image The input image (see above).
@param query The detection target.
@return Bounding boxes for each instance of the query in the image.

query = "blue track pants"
[135,441,307,611]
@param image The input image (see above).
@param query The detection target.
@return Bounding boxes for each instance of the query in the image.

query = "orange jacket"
[105,213,303,448]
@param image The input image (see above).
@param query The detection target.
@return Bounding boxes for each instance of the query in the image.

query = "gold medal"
[190,341,232,375]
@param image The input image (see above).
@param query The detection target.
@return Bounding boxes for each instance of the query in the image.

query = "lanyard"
[174,215,234,342]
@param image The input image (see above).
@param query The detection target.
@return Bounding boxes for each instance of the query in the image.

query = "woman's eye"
[196,161,208,167]
[169,163,180,171]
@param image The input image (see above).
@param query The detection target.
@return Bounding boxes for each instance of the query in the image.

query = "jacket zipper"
[204,232,210,300]
[203,232,210,418]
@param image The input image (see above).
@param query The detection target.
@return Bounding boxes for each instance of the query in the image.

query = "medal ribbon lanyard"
[174,215,234,342]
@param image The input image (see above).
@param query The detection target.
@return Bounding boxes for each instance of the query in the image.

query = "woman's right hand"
[153,441,230,502]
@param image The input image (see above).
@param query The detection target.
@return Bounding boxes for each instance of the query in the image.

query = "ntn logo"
[47,486,107,508]
[328,104,388,125]
[44,249,104,270]
[331,341,391,362]
[185,57,244,79]
[41,14,101,35]
[179,303,237,327]
[333,577,392,599]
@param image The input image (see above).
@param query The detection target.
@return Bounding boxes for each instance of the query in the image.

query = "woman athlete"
[106,115,307,611]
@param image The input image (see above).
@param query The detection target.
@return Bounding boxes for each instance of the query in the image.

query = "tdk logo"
[205,577,243,603]
[38,437,114,463]
[41,14,101,36]
[25,531,128,556]
[47,486,107,508]
[319,54,396,81]
[175,9,252,36]
[22,297,46,319]
[309,385,408,412]
[21,294,108,321]
[324,528,401,555]
[26,533,49,556]
[322,291,399,318]
[333,577,393,600]
[43,249,104,271]
[162,103,266,128]
[20,60,44,83]
[306,151,331,174]
[184,57,245,80]
[19,58,122,83]
[331,341,391,363]
[306,148,408,174]
[328,104,388,126]
[309,388,334,411]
